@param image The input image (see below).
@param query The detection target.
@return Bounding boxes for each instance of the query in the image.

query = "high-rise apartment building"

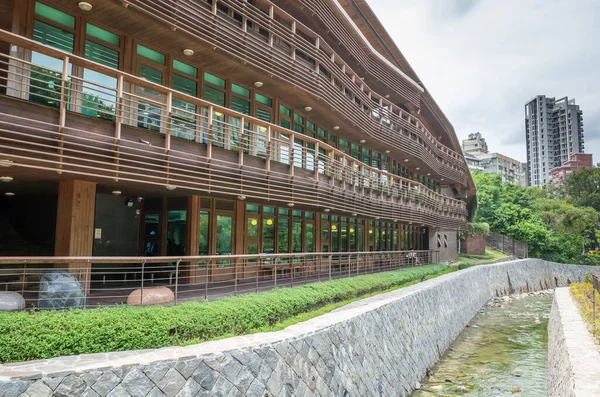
[525,95,585,186]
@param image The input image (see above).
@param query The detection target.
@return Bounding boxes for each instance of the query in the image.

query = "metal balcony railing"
[0,250,439,309]
[118,0,468,183]
[0,30,468,227]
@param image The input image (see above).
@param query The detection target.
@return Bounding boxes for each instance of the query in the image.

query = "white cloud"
[369,0,600,164]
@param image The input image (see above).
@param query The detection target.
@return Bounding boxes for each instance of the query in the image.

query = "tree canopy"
[472,171,599,263]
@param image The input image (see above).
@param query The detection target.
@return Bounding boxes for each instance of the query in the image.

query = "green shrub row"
[0,265,451,363]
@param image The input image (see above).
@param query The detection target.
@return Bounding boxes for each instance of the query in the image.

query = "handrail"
[0,28,467,223]
[0,250,437,264]
[110,1,468,180]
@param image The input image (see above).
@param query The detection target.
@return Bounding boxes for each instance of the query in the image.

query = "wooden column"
[54,179,97,292]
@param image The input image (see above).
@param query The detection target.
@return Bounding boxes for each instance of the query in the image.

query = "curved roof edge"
[337,0,476,195]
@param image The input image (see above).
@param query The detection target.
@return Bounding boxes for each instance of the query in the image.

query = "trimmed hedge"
[0,265,450,363]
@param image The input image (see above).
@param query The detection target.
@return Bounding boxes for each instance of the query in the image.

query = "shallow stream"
[412,292,553,396]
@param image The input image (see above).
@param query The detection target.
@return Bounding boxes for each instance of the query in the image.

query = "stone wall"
[548,288,600,397]
[0,259,596,397]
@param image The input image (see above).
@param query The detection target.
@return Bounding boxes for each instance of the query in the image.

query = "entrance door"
[212,213,234,281]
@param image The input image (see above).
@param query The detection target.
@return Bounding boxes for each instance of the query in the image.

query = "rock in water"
[0,291,26,311]
[127,286,174,306]
[38,270,86,309]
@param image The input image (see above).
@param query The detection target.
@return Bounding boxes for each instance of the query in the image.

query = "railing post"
[204,261,209,301]
[256,256,260,293]
[328,254,332,281]
[140,259,146,305]
[234,257,238,296]
[274,257,278,287]
[174,259,181,304]
[57,55,70,174]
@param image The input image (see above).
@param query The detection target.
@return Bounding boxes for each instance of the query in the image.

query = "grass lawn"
[457,246,508,266]
[0,264,458,363]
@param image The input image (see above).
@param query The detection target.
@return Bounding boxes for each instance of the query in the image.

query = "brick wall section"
[548,288,600,396]
[0,260,597,397]
[460,234,486,255]
[429,228,458,263]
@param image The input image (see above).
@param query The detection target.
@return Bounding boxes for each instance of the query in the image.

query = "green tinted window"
[35,2,74,29]
[172,74,197,96]
[173,60,197,77]
[307,120,315,131]
[263,206,275,214]
[246,204,260,213]
[280,119,291,129]
[203,85,225,106]
[231,84,249,98]
[293,113,303,124]
[231,96,250,115]
[85,40,118,68]
[279,104,291,117]
[86,24,119,46]
[278,208,289,216]
[256,108,271,122]
[204,72,225,88]
[139,64,162,85]
[33,20,74,53]
[255,93,272,107]
[137,44,165,64]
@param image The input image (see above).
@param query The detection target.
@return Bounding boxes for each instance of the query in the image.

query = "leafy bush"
[574,254,600,266]
[457,263,475,270]
[467,222,490,237]
[0,265,450,363]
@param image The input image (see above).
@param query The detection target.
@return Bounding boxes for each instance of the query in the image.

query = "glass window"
[292,220,302,253]
[86,24,119,46]
[278,217,289,253]
[173,59,197,77]
[35,2,74,28]
[172,74,197,96]
[137,44,165,64]
[279,104,291,117]
[216,215,233,255]
[204,72,225,88]
[85,40,118,69]
[203,85,225,106]
[167,210,187,255]
[198,211,209,255]
[33,20,74,53]
[139,64,162,85]
[231,83,250,97]
[262,217,275,254]
[305,223,314,253]
[256,108,271,122]
[231,96,250,115]
[256,93,272,107]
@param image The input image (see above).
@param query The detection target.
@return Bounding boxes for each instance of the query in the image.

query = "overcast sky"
[369,0,600,164]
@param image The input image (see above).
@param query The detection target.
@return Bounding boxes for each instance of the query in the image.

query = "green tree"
[565,167,600,212]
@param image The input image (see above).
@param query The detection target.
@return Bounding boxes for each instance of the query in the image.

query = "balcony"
[0,30,467,229]
[118,0,468,185]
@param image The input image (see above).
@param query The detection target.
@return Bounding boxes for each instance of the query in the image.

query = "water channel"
[412,292,553,396]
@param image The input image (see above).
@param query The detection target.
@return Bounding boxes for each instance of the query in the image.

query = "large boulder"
[0,291,25,311]
[127,286,174,306]
[38,270,86,310]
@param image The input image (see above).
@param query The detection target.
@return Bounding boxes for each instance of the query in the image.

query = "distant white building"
[462,133,527,185]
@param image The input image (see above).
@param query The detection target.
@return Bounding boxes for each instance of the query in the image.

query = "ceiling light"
[333,126,340,131]
[0,159,13,167]
[385,94,390,98]
[408,221,413,225]
[166,185,177,191]
[351,213,357,216]
[111,190,122,196]
[384,150,390,154]
[254,81,263,88]
[375,216,380,220]
[359,139,366,144]
[404,159,409,162]
[440,178,445,181]
[237,195,246,201]
[304,106,312,112]
[0,176,13,182]
[415,167,420,171]
[427,173,431,176]
[324,208,330,213]
[287,202,295,207]
[183,49,194,56]
[78,2,93,11]
[4,192,14,197]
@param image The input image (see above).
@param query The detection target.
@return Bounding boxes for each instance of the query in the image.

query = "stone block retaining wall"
[0,259,596,397]
[548,288,600,397]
